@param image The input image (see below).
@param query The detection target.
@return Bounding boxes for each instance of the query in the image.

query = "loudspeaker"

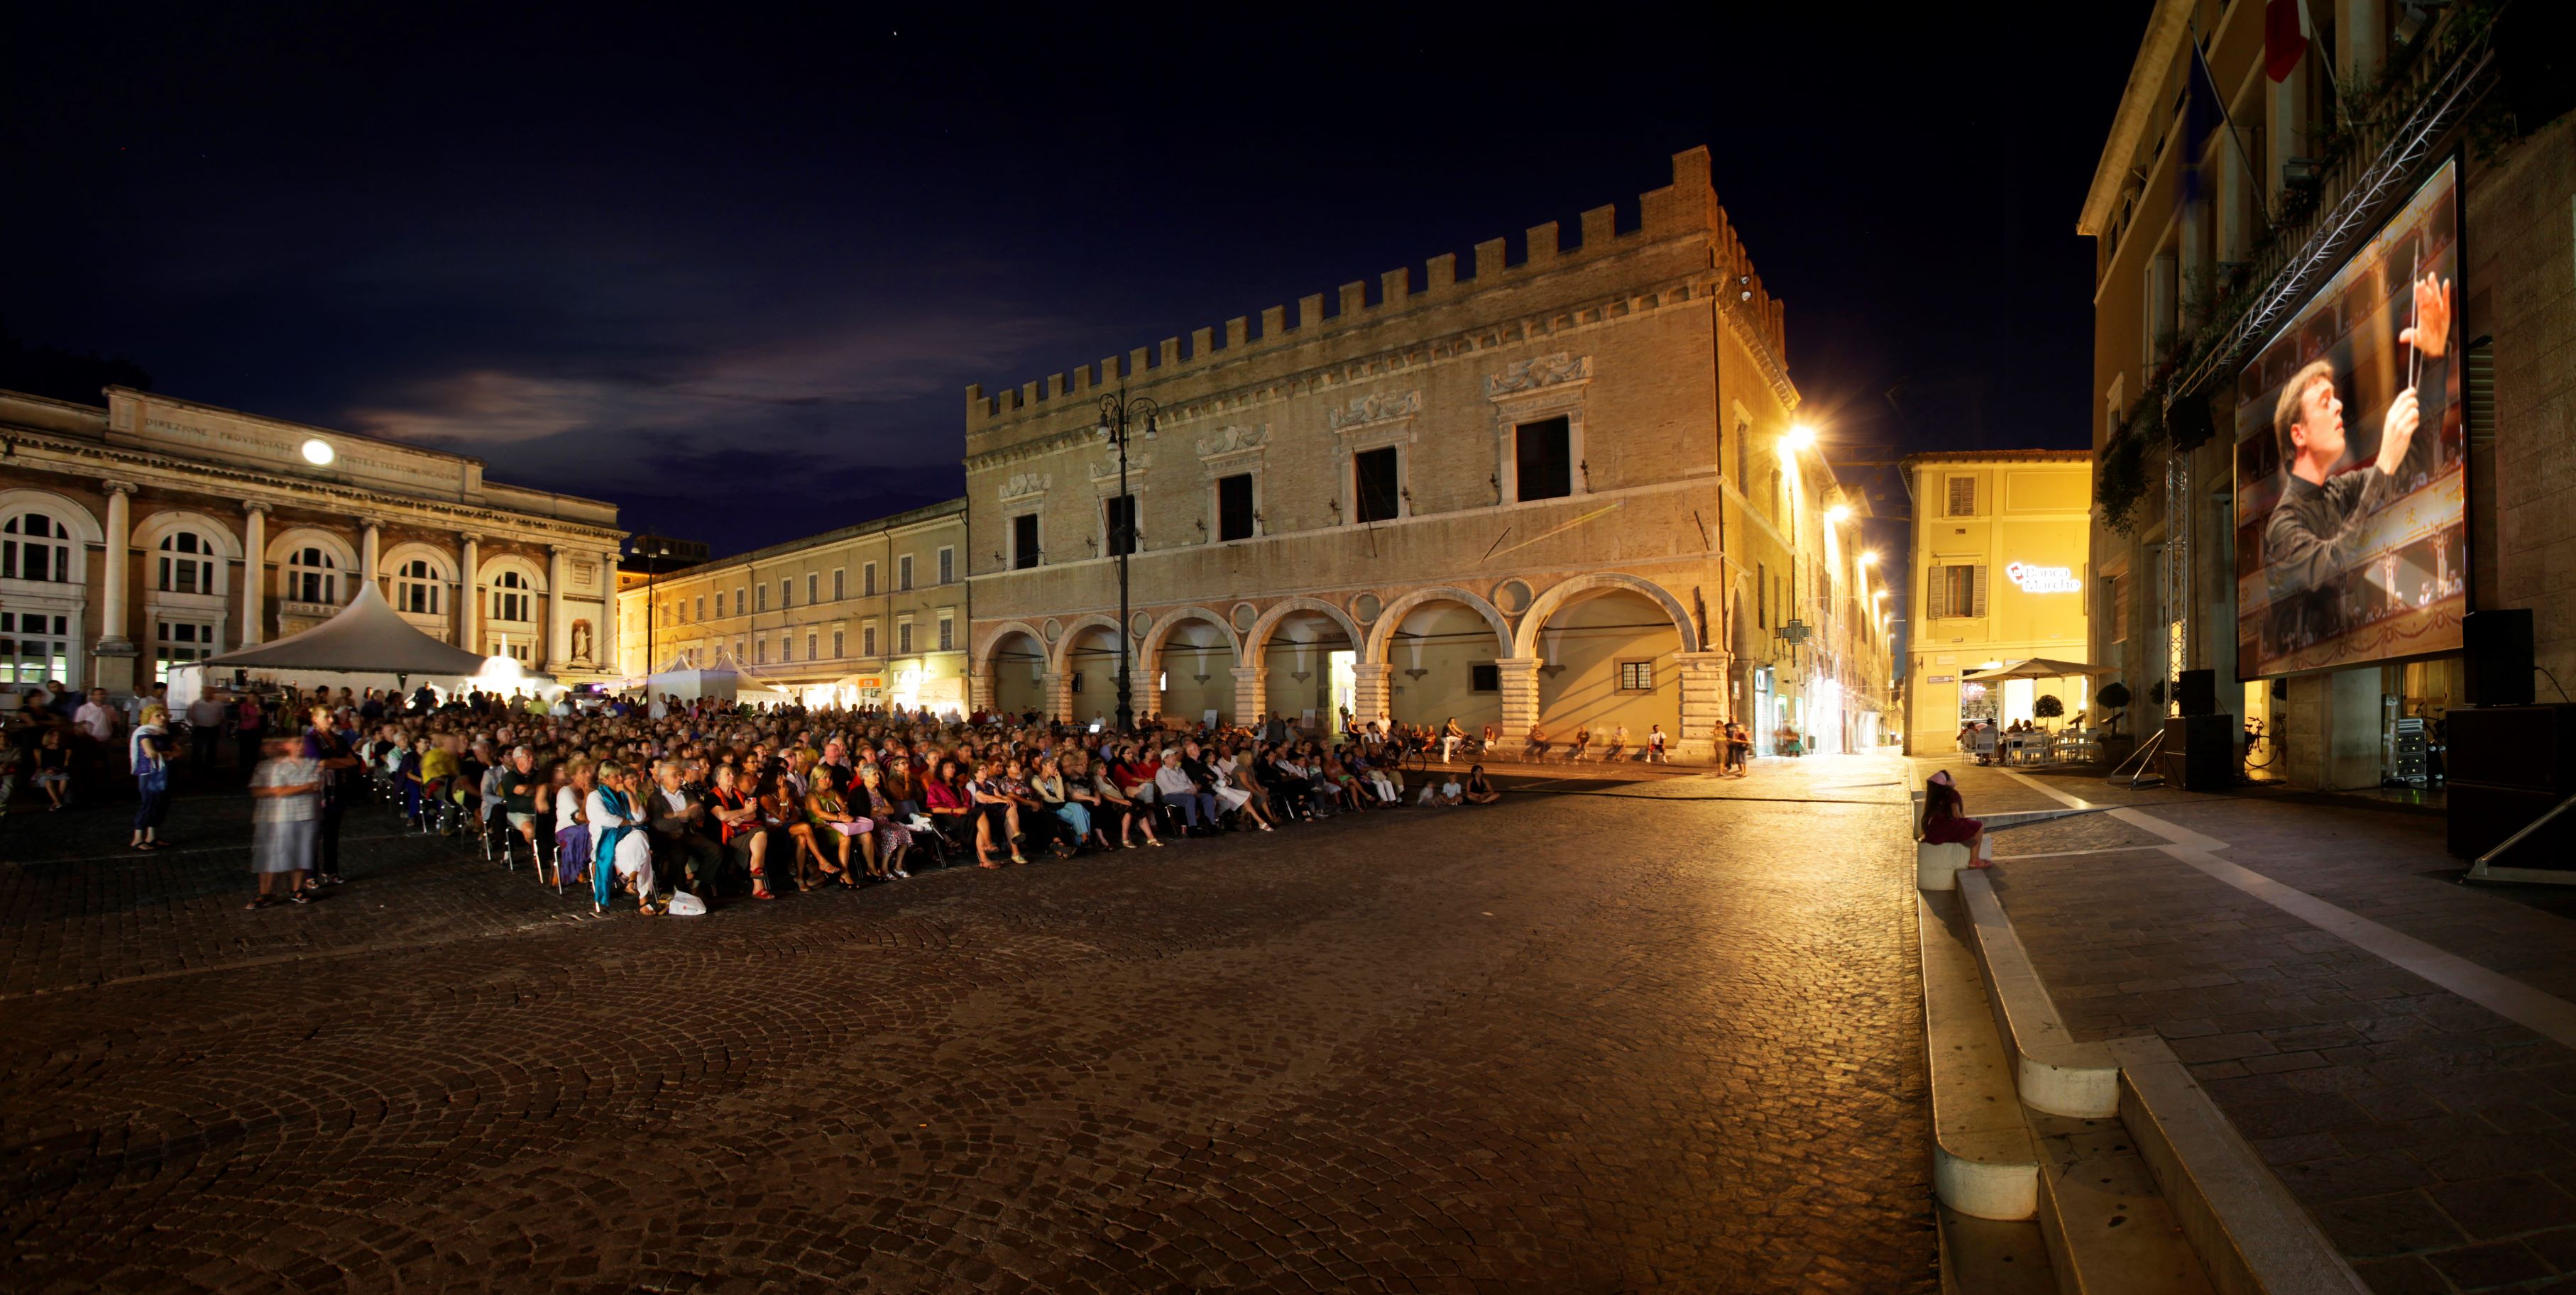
[2177,668,2218,717]
[2168,392,2216,451]
[2445,703,2576,793]
[2156,713,2237,790]
[2449,781,2576,864]
[2464,610,2535,707]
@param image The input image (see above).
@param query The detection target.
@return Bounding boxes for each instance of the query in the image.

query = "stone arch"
[1513,572,1700,658]
[1244,596,1364,662]
[476,551,549,593]
[131,507,243,597]
[977,620,1049,717]
[1139,605,1242,671]
[1364,585,1513,663]
[265,525,358,571]
[1048,612,1124,676]
[0,487,104,585]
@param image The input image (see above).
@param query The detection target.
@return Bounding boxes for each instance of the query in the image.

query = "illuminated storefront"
[1900,451,2095,754]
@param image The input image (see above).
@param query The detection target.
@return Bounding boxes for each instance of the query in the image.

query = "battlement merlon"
[963,145,1785,430]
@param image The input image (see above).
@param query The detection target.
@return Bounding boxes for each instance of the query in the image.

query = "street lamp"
[1782,423,1816,453]
[1825,503,1852,525]
[1095,390,1159,733]
[632,537,671,688]
[1858,550,1878,567]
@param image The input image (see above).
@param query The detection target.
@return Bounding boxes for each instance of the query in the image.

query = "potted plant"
[2034,694,2064,728]
[2094,681,2134,767]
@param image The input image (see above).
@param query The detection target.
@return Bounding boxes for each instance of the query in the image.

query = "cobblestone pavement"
[1931,760,2576,1294]
[1,756,1934,1294]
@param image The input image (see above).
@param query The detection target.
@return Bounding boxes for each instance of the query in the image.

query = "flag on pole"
[2181,36,2227,207]
[2266,0,2313,82]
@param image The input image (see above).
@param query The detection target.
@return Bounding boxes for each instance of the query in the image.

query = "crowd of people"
[165,686,1508,915]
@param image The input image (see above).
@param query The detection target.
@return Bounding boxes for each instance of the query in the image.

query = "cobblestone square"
[1,760,1936,1294]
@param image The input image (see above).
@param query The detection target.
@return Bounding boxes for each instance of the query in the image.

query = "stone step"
[1939,1204,2059,1295]
[2032,1111,2216,1295]
[1919,891,2040,1221]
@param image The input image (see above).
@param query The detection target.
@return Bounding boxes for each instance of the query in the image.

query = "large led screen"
[2235,158,2462,679]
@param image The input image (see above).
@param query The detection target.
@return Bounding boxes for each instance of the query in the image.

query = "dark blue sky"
[9,5,2150,558]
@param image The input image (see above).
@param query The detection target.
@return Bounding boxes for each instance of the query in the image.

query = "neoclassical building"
[0,387,623,694]
[962,148,1893,759]
[613,500,972,712]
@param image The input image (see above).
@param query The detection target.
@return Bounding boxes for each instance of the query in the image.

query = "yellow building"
[1900,451,2095,754]
[614,500,971,713]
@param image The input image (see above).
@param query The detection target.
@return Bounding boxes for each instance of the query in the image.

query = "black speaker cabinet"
[2449,781,2576,864]
[2156,714,2237,790]
[2177,668,2218,717]
[2168,392,2216,451]
[2445,704,2576,793]
[2465,609,2536,707]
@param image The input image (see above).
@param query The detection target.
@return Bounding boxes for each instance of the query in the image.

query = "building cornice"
[3,430,625,551]
[2077,0,2196,237]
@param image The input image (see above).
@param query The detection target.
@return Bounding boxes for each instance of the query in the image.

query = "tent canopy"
[204,583,494,676]
[1962,657,2115,682]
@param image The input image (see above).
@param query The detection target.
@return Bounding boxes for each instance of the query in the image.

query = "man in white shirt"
[74,688,119,744]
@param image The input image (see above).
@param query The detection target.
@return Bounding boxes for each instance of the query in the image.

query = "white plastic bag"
[667,890,706,916]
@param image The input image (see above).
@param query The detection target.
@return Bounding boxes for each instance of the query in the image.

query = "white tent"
[190,583,560,706]
[636,663,742,702]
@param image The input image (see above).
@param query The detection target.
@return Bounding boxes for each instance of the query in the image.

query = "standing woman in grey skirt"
[246,737,323,909]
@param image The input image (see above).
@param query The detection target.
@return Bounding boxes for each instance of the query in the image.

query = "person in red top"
[708,764,774,899]
[1919,771,1990,867]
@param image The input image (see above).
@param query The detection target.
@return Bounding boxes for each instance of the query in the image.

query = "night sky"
[9,6,2152,560]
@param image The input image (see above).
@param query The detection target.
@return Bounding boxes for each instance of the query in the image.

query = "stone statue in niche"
[571,619,595,666]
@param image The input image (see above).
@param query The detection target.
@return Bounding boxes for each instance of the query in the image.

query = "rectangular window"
[153,620,217,683]
[1471,663,1500,693]
[833,629,845,658]
[807,632,817,661]
[898,621,914,655]
[1946,475,1976,517]
[757,638,768,663]
[734,587,745,615]
[862,563,877,596]
[782,635,791,663]
[1926,564,1987,618]
[1,612,72,686]
[1217,473,1255,541]
[756,584,769,612]
[1104,495,1138,557]
[2108,573,2130,643]
[1734,417,1750,488]
[899,554,914,590]
[1758,563,1769,629]
[1013,514,1040,569]
[937,613,954,651]
[779,578,791,608]
[1354,446,1400,523]
[714,591,725,618]
[1514,416,1573,501]
[938,547,955,584]
[807,573,818,604]
[1617,660,1653,692]
[694,595,704,622]
[863,624,877,657]
[833,568,845,600]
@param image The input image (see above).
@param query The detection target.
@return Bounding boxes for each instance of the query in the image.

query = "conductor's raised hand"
[2399,273,2452,359]
[2377,387,2421,475]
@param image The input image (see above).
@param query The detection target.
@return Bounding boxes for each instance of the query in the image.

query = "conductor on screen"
[2263,273,2452,602]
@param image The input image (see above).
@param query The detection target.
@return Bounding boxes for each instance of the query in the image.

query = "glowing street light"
[1858,550,1878,567]
[1825,503,1852,525]
[1782,423,1816,453]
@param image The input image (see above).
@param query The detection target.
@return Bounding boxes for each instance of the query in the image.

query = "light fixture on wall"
[300,438,336,466]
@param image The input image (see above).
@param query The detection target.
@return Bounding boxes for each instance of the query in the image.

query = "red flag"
[2267,0,2312,82]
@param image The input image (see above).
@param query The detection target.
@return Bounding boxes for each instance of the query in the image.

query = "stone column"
[1348,661,1391,731]
[94,480,140,692]
[456,533,481,651]
[1674,650,1732,764]
[545,545,570,671]
[1496,657,1540,755]
[1129,668,1161,723]
[1042,671,1072,722]
[968,666,994,716]
[360,519,383,594]
[240,502,268,646]
[1231,666,1267,729]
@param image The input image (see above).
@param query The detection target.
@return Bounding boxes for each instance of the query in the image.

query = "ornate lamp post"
[632,537,671,690]
[1094,391,1158,733]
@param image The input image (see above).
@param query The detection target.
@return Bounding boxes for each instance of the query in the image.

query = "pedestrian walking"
[246,737,322,908]
[300,705,360,884]
[128,704,176,851]
[232,693,267,776]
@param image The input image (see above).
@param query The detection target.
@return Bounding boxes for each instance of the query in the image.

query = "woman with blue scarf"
[584,760,655,915]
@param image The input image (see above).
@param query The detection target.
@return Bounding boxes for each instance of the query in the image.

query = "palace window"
[1103,496,1136,557]
[807,632,818,661]
[937,612,954,651]
[1,512,72,583]
[833,568,845,600]
[863,562,877,595]
[1758,562,1769,629]
[1217,473,1254,541]
[899,553,915,590]
[1946,475,1977,517]
[1514,416,1572,502]
[397,559,442,615]
[1927,564,1987,619]
[757,583,769,612]
[287,547,338,604]
[863,623,878,657]
[897,619,914,655]
[694,594,704,623]
[757,638,768,664]
[1354,447,1400,523]
[1617,660,1654,692]
[492,571,534,623]
[1012,514,1039,569]
[779,577,791,609]
[938,547,955,584]
[1,611,72,685]
[714,590,725,617]
[1471,663,1500,693]
[833,629,845,658]
[153,619,218,683]
[158,531,215,595]
[806,572,818,605]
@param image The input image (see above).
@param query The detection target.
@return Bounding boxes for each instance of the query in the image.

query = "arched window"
[3,512,73,583]
[158,531,216,594]
[491,571,532,623]
[397,559,442,615]
[287,547,339,605]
